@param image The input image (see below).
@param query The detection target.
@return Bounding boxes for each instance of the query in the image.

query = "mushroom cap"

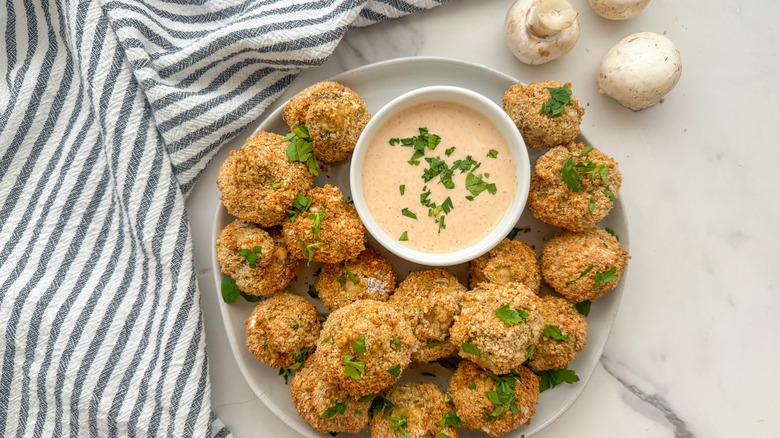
[596,32,682,111]
[588,0,650,20]
[504,0,580,65]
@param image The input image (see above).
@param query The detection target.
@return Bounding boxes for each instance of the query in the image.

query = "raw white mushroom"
[504,0,580,65]
[597,32,682,111]
[588,0,650,20]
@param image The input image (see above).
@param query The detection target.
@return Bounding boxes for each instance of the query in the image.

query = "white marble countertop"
[187,0,780,436]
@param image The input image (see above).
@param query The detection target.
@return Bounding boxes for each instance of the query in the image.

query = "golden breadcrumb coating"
[290,359,372,434]
[527,142,622,231]
[316,248,397,311]
[283,184,367,264]
[448,361,539,436]
[217,130,313,226]
[469,238,541,294]
[389,269,466,363]
[541,226,629,302]
[216,220,300,296]
[369,382,459,438]
[315,300,415,398]
[502,81,584,150]
[450,283,544,375]
[526,296,587,372]
[283,81,371,163]
[245,291,321,369]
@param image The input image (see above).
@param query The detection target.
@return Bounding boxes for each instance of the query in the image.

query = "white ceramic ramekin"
[350,85,530,266]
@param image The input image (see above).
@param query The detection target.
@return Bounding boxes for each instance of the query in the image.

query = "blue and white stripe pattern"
[0,0,447,435]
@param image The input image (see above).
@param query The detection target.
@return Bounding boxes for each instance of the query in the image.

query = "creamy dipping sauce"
[362,101,517,253]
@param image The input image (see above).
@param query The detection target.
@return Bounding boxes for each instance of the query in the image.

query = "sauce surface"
[362,101,517,253]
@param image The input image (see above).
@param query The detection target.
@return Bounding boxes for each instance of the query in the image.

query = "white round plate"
[211,57,629,438]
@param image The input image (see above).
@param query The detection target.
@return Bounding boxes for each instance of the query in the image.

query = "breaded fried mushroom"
[503,81,584,150]
[369,382,459,438]
[316,248,396,311]
[469,238,541,294]
[290,360,372,434]
[217,130,313,226]
[526,296,587,372]
[316,300,415,398]
[448,361,539,436]
[245,291,321,369]
[216,220,300,296]
[450,283,544,375]
[389,269,467,363]
[283,81,371,163]
[527,142,622,231]
[541,226,629,302]
[284,184,367,264]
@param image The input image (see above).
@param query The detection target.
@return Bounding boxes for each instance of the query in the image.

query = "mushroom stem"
[527,0,578,38]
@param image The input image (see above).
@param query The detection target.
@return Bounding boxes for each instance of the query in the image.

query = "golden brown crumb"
[216,220,300,296]
[216,130,313,226]
[540,226,629,302]
[369,382,459,438]
[502,81,584,150]
[527,142,622,231]
[283,184,367,264]
[448,361,539,436]
[283,81,371,163]
[389,268,466,363]
[245,291,321,369]
[290,359,372,434]
[526,296,587,371]
[316,248,396,311]
[449,283,544,375]
[469,238,541,293]
[315,300,415,398]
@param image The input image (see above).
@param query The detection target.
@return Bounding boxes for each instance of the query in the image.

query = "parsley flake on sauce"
[398,231,408,241]
[401,208,417,220]
[487,149,499,159]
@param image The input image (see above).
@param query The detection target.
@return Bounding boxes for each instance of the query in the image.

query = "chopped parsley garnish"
[292,324,299,330]
[444,392,452,402]
[357,393,375,403]
[342,355,366,381]
[322,337,330,344]
[401,208,418,220]
[524,344,536,363]
[270,181,283,189]
[435,434,451,438]
[393,337,401,350]
[494,304,529,325]
[575,300,592,316]
[468,382,476,390]
[398,231,408,241]
[540,84,572,117]
[299,240,324,265]
[445,147,456,156]
[284,125,320,177]
[451,155,481,174]
[422,156,450,182]
[593,266,619,291]
[309,209,326,238]
[566,265,594,285]
[461,342,484,356]
[388,412,411,438]
[605,227,619,241]
[487,149,498,159]
[438,410,461,428]
[465,172,496,199]
[369,394,395,416]
[320,400,348,419]
[506,227,531,240]
[353,336,367,354]
[221,277,260,303]
[239,245,262,269]
[387,364,401,377]
[483,371,525,421]
[389,127,441,165]
[425,341,442,348]
[588,198,596,212]
[561,157,583,191]
[542,326,571,341]
[399,185,405,195]
[278,347,310,383]
[337,262,359,285]
[536,367,580,392]
[562,147,612,193]
[287,193,312,222]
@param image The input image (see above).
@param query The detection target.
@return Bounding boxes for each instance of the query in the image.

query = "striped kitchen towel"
[0,0,447,436]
